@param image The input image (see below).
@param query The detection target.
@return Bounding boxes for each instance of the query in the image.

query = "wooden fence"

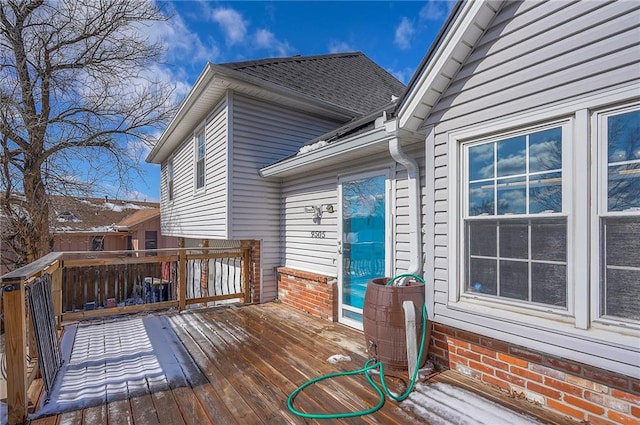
[0,244,253,425]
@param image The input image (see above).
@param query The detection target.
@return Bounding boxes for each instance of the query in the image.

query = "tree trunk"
[23,163,50,263]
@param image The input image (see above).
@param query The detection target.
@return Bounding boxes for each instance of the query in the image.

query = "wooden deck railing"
[0,244,253,425]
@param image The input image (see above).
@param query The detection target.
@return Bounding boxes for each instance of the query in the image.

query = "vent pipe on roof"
[386,119,422,281]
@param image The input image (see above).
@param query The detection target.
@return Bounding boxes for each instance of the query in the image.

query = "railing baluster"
[178,249,186,311]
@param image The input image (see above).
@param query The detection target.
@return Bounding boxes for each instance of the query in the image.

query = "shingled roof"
[219,52,406,116]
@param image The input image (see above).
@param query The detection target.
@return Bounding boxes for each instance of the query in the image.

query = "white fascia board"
[260,127,391,178]
[146,63,217,164]
[397,0,501,132]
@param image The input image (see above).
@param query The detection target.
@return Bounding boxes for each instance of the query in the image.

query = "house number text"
[310,231,326,239]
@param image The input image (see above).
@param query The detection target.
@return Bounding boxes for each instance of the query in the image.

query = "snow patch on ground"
[327,354,352,364]
[103,202,152,211]
[30,315,200,419]
[400,382,545,425]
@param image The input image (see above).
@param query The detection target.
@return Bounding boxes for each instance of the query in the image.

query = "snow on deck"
[400,381,546,425]
[31,314,205,419]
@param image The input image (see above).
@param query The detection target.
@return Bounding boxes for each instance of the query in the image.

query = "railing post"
[201,239,209,300]
[241,241,251,303]
[178,248,187,311]
[50,261,63,329]
[3,279,28,425]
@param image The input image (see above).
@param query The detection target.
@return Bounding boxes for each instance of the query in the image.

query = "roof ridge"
[219,51,364,70]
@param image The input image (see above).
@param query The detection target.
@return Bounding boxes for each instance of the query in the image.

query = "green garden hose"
[287,274,427,419]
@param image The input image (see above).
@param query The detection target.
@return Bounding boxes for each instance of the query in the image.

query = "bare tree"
[0,0,176,269]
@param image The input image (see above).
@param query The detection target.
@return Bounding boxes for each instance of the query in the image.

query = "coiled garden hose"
[287,274,427,419]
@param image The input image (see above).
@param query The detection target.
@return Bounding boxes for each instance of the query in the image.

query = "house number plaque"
[310,231,326,239]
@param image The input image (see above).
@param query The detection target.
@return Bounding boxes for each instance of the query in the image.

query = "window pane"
[469,143,494,180]
[197,159,205,188]
[608,163,640,211]
[607,110,640,163]
[529,172,562,213]
[499,220,528,259]
[529,128,562,172]
[603,268,640,321]
[497,177,526,215]
[499,260,528,301]
[531,263,566,307]
[467,221,497,257]
[497,136,526,177]
[197,133,205,159]
[468,258,497,296]
[604,217,640,269]
[531,218,566,261]
[469,181,494,216]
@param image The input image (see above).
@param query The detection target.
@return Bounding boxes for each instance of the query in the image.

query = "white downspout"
[388,134,422,278]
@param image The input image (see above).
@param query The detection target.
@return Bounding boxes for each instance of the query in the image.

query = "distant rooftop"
[219,52,406,117]
[51,196,158,233]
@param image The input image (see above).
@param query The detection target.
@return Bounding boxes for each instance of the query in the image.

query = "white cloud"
[389,66,416,85]
[254,29,292,57]
[328,40,354,54]
[212,7,247,45]
[394,17,415,50]
[419,0,456,22]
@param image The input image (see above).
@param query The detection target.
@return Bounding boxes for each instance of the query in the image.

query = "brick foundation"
[430,323,640,424]
[276,267,337,321]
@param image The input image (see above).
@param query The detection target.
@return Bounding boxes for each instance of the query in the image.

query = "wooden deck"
[26,302,574,425]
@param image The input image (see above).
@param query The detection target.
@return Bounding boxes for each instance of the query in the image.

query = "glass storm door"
[338,172,388,329]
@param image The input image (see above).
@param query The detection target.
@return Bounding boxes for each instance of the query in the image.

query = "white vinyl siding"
[160,98,228,239]
[282,172,339,277]
[426,0,639,130]
[280,144,425,281]
[424,1,640,377]
[230,93,342,301]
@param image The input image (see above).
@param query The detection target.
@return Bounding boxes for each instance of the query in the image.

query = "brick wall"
[276,267,337,321]
[430,323,640,424]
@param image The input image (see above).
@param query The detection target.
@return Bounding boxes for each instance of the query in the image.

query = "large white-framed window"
[461,123,570,312]
[449,100,640,337]
[195,130,206,190]
[594,106,640,325]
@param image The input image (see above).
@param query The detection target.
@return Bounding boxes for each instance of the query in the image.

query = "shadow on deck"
[27,302,575,425]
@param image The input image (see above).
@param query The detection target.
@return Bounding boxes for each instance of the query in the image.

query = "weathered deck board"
[27,302,575,425]
[81,403,107,425]
[150,390,186,425]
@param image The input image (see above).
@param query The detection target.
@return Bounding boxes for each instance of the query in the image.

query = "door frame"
[337,168,393,329]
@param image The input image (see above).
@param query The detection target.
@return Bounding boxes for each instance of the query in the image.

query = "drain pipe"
[387,122,422,282]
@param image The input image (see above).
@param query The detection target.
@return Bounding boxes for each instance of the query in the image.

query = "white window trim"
[194,128,206,192]
[590,103,640,331]
[454,119,574,314]
[446,91,640,357]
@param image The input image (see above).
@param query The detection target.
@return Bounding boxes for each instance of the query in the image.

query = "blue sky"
[130,0,454,202]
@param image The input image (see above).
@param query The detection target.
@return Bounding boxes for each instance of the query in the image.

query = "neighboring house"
[146,52,406,303]
[51,196,178,253]
[151,0,639,422]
